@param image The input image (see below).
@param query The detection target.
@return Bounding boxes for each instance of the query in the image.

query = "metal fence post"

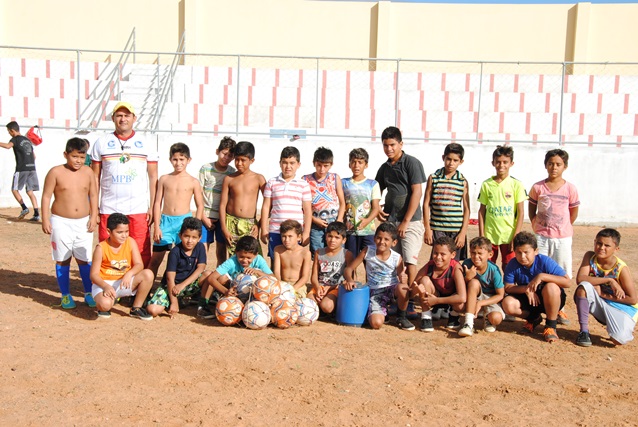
[558,62,566,146]
[476,62,484,142]
[394,59,400,127]
[315,58,320,135]
[76,50,81,131]
[236,55,241,136]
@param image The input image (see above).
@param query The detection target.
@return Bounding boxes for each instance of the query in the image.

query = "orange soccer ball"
[252,275,282,304]
[215,296,244,326]
[270,296,299,329]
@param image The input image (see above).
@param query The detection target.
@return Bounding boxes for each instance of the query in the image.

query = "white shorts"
[393,220,425,266]
[536,235,573,278]
[50,214,94,262]
[580,281,636,345]
[478,290,505,317]
[91,278,137,298]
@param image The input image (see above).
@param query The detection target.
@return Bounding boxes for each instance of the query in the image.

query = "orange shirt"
[99,237,133,280]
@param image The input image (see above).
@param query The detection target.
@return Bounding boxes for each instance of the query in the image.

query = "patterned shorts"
[146,278,201,308]
[368,285,396,317]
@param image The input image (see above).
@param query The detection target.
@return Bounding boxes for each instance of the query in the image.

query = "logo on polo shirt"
[107,141,116,148]
[135,140,143,148]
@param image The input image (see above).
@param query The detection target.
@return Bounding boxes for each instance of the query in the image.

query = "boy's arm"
[344,248,367,288]
[193,177,205,220]
[273,247,283,280]
[209,271,232,295]
[397,183,422,238]
[569,206,579,225]
[292,249,312,291]
[218,176,231,240]
[528,201,537,226]
[89,245,115,296]
[260,197,271,245]
[147,162,159,226]
[152,177,165,243]
[87,167,98,232]
[40,169,56,234]
[175,263,207,291]
[478,204,486,237]
[126,238,146,278]
[91,161,102,207]
[0,141,14,149]
[575,251,607,285]
[302,199,312,246]
[527,273,572,294]
[434,264,467,306]
[475,287,505,313]
[456,179,470,249]
[422,176,434,245]
[603,267,637,305]
[335,175,346,222]
[513,201,525,243]
[358,199,380,231]
[165,271,180,312]
[310,251,321,290]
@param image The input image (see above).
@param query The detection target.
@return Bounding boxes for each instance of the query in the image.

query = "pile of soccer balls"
[215,274,320,330]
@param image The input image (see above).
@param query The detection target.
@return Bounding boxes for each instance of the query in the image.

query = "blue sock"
[79,263,92,293]
[56,264,71,295]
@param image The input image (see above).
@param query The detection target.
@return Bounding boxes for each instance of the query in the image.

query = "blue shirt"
[163,242,207,285]
[503,253,566,286]
[462,259,503,294]
[216,254,272,279]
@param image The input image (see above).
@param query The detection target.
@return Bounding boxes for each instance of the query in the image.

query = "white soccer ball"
[242,300,271,330]
[233,273,257,301]
[278,282,297,305]
[295,297,320,326]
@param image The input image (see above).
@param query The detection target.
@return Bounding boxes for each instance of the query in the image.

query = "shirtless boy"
[273,220,312,298]
[41,137,98,309]
[149,143,204,277]
[219,141,266,256]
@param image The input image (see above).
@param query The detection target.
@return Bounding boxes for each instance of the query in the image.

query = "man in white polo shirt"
[90,102,158,267]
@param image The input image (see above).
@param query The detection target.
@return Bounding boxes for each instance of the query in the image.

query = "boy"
[375,126,426,288]
[41,138,98,309]
[302,147,345,254]
[412,236,466,332]
[90,213,154,320]
[310,221,353,314]
[260,146,312,263]
[478,145,527,270]
[146,218,211,318]
[529,149,579,325]
[342,148,381,256]
[273,220,312,298]
[0,121,40,221]
[219,141,266,256]
[199,136,236,264]
[197,236,272,318]
[501,231,571,343]
[573,229,637,347]
[423,142,469,261]
[457,237,505,337]
[149,143,204,278]
[344,222,413,330]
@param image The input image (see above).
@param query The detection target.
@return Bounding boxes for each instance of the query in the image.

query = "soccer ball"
[242,301,271,330]
[295,297,320,326]
[270,297,298,329]
[215,296,244,326]
[252,275,282,304]
[233,273,257,301]
[278,282,297,304]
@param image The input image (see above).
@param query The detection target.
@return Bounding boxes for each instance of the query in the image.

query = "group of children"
[37,124,636,347]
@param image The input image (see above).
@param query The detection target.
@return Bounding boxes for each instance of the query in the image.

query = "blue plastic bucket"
[336,282,370,327]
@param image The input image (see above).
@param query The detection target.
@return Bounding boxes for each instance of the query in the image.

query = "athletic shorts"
[368,285,396,317]
[12,170,39,191]
[146,278,201,308]
[91,278,138,298]
[536,235,573,278]
[580,281,636,345]
[345,234,374,258]
[154,213,192,248]
[50,214,94,262]
[201,218,226,245]
[99,213,151,267]
[477,290,505,317]
[226,213,258,255]
[432,230,467,261]
[308,285,339,299]
[505,283,566,321]
[393,220,424,266]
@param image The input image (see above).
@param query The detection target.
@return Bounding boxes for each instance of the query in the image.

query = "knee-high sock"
[56,264,71,295]
[78,263,92,293]
[575,296,590,332]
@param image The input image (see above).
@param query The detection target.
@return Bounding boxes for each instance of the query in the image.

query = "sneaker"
[97,311,111,319]
[406,301,419,320]
[504,314,517,322]
[396,316,415,331]
[130,307,153,321]
[386,302,398,316]
[17,208,29,219]
[440,305,450,320]
[543,327,559,343]
[446,315,461,330]
[420,318,434,332]
[576,331,592,347]
[557,310,571,325]
[29,215,41,222]
[431,306,444,321]
[61,294,76,309]
[458,324,473,337]
[84,292,96,308]
[484,319,497,333]
[522,316,542,333]
[197,305,215,319]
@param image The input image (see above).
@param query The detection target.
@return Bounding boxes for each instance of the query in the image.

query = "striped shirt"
[429,168,466,232]
[263,174,312,233]
[199,162,236,219]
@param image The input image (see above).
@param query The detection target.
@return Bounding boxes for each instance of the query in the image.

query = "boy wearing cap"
[90,102,159,267]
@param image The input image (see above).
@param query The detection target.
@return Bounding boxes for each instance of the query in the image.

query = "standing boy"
[478,145,527,270]
[342,148,381,257]
[375,126,426,287]
[302,147,345,254]
[273,220,312,298]
[423,143,470,261]
[219,141,266,256]
[199,136,236,264]
[41,137,98,309]
[1,121,40,221]
[261,146,312,263]
[149,143,204,278]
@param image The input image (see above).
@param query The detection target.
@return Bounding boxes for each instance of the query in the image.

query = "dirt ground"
[1,207,638,426]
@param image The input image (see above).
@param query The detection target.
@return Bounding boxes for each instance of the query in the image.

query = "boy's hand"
[250,224,259,238]
[223,229,235,245]
[260,232,268,245]
[202,217,213,229]
[344,281,356,291]
[421,292,438,308]
[474,300,487,316]
[102,284,117,300]
[316,286,326,300]
[399,268,408,285]
[526,288,540,306]
[526,276,543,293]
[42,219,52,235]
[87,216,97,233]
[423,228,433,245]
[455,231,466,249]
[312,217,328,229]
[168,303,179,318]
[608,279,626,299]
[121,272,134,289]
[463,264,477,281]
[397,221,409,238]
[153,227,162,243]
[171,284,183,297]
[377,209,389,223]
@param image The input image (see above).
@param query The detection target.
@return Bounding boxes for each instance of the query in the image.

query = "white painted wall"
[1,129,635,225]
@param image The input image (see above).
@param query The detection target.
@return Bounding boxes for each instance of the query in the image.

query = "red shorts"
[99,213,151,267]
[491,243,516,271]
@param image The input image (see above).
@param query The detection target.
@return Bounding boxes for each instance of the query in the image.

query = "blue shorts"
[154,213,192,248]
[345,234,375,257]
[201,218,226,245]
[267,232,283,261]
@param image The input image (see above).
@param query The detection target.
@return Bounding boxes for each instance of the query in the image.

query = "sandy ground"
[1,206,638,426]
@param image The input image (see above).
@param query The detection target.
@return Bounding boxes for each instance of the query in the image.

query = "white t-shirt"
[90,131,159,215]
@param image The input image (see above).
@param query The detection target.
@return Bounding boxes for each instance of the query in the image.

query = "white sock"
[421,310,432,320]
[465,313,475,328]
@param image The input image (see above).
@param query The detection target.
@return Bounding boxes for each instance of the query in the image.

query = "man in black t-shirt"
[0,121,40,221]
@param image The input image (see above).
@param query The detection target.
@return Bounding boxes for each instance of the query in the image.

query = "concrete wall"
[3,128,636,225]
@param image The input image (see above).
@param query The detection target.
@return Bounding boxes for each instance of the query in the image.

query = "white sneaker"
[458,324,473,337]
[484,319,496,333]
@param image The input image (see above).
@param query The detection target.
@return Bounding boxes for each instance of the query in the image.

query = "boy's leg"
[213,220,228,265]
[148,248,167,279]
[146,286,169,317]
[319,289,338,314]
[93,282,116,313]
[395,221,424,287]
[540,283,563,342]
[131,269,154,308]
[267,232,283,266]
[395,283,415,330]
[127,213,152,268]
[462,279,481,329]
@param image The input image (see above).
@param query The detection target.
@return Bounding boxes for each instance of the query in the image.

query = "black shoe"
[197,305,215,319]
[576,331,592,347]
[420,318,434,332]
[130,307,153,321]
[97,311,111,319]
[396,316,415,331]
[446,315,461,330]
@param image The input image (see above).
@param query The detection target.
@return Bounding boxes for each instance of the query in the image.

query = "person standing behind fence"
[0,121,40,221]
[90,102,158,267]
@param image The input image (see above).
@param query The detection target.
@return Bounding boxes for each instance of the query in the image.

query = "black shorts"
[508,283,566,320]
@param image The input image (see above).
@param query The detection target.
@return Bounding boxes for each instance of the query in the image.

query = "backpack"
[26,126,42,145]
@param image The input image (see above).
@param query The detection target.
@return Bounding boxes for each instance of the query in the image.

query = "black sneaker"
[420,318,434,332]
[130,307,153,321]
[197,305,215,319]
[396,316,415,331]
[97,311,111,319]
[576,331,592,347]
[446,315,461,330]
